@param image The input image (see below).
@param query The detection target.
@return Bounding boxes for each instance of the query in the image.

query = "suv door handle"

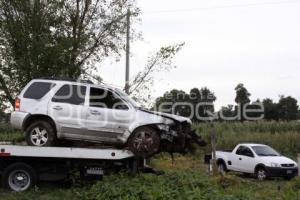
[239,158,242,160]
[53,106,63,111]
[90,110,101,115]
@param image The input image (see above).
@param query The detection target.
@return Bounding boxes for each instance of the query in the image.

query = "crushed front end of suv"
[11,78,206,158]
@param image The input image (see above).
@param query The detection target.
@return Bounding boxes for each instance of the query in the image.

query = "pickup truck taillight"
[14,97,20,111]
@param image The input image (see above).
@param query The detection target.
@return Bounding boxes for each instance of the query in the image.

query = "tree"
[234,83,251,121]
[153,87,217,121]
[153,89,191,117]
[189,87,216,121]
[0,0,139,106]
[262,98,278,120]
[277,96,298,121]
[218,104,236,120]
[128,43,184,105]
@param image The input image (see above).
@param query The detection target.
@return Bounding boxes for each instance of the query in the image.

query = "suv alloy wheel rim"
[30,127,48,146]
[133,131,155,154]
[8,170,31,192]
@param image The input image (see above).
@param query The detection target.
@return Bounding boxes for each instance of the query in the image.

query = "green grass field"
[0,122,300,200]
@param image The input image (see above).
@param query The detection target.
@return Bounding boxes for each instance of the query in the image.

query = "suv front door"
[85,86,135,143]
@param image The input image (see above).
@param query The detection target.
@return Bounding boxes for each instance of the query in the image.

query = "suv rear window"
[23,82,55,99]
[52,84,86,105]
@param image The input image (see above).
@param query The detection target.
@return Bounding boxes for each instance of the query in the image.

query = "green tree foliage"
[0,0,139,106]
[234,83,250,105]
[128,43,184,105]
[218,104,236,119]
[262,96,299,121]
[154,89,191,117]
[189,87,216,121]
[277,96,298,121]
[153,87,216,121]
[262,98,279,120]
[234,83,251,121]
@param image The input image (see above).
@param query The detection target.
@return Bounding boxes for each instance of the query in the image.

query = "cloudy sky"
[99,0,300,109]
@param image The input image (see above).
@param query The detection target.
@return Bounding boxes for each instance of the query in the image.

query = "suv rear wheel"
[26,120,56,146]
[128,126,160,158]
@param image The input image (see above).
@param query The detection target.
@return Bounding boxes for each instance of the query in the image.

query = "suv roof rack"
[38,77,94,84]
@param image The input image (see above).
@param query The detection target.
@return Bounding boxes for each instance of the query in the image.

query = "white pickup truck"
[216,143,298,180]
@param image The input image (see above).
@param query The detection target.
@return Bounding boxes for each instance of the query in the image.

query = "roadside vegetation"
[0,121,300,199]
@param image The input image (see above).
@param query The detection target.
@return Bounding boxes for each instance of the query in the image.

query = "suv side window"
[52,84,86,105]
[23,82,55,99]
[236,146,254,157]
[90,87,128,110]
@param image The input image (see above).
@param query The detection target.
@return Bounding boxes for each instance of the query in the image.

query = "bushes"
[195,121,300,156]
[0,123,23,142]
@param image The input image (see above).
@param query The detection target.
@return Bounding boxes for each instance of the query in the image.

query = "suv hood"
[139,109,192,124]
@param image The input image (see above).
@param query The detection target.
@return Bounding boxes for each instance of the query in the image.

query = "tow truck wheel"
[256,167,267,181]
[2,163,37,192]
[26,120,56,147]
[128,126,160,158]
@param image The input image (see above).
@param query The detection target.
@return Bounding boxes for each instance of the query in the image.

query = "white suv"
[11,78,205,157]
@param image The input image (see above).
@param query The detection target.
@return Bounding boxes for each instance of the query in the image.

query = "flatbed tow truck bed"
[0,144,140,192]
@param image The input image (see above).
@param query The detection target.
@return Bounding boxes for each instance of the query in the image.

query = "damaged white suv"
[11,78,205,157]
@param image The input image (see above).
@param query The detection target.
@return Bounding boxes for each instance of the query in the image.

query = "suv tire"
[128,126,160,158]
[26,120,56,147]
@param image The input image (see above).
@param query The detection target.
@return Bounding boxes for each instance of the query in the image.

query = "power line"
[143,0,300,14]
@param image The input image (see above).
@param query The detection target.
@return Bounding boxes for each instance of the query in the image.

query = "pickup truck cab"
[216,143,298,180]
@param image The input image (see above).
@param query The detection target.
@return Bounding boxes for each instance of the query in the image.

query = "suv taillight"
[15,97,20,111]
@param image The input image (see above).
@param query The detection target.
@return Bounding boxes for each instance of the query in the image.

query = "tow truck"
[0,143,143,192]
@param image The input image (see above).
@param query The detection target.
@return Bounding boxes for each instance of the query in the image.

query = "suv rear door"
[85,86,135,142]
[48,84,88,138]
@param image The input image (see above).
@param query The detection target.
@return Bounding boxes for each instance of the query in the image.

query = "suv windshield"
[251,146,280,156]
[115,89,141,108]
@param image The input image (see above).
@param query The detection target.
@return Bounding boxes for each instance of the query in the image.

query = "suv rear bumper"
[10,111,29,130]
[265,166,298,178]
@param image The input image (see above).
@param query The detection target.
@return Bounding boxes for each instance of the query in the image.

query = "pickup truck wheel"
[256,168,267,181]
[217,162,227,174]
[128,127,160,158]
[26,120,56,147]
[2,163,37,192]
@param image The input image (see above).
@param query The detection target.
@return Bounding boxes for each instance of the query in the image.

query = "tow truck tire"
[2,163,37,192]
[128,126,160,158]
[26,120,56,147]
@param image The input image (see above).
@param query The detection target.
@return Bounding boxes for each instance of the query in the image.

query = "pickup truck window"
[236,146,254,157]
[252,146,280,156]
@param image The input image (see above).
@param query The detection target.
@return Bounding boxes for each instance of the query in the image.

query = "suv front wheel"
[26,120,56,147]
[128,126,160,158]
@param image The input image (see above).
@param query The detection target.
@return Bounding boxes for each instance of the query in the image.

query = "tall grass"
[194,121,300,156]
[0,123,23,143]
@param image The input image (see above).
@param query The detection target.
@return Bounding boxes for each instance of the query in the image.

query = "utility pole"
[125,8,130,94]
